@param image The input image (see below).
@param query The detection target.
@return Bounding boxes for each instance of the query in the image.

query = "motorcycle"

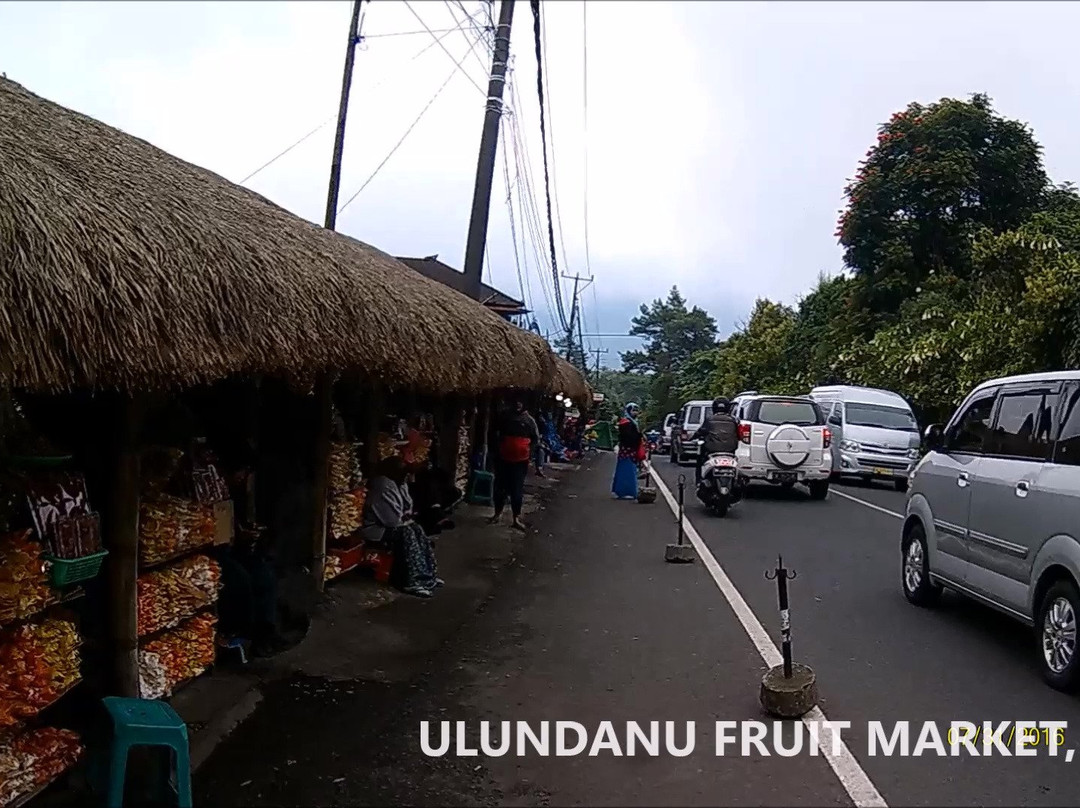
[696,452,743,517]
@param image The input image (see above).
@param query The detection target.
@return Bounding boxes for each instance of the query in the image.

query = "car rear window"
[751,400,822,426]
[686,405,704,425]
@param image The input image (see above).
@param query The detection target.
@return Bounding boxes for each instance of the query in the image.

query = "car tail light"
[738,423,751,444]
[823,427,832,448]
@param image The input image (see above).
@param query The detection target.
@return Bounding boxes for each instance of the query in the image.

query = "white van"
[808,385,921,491]
[670,400,712,464]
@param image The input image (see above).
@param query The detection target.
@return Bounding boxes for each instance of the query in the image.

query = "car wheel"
[902,522,942,606]
[1037,579,1080,692]
[807,480,829,500]
[894,479,909,493]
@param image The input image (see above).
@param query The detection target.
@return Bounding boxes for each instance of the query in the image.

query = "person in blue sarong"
[612,402,644,499]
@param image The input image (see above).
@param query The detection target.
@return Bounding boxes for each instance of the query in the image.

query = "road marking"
[649,467,888,808]
[830,489,903,520]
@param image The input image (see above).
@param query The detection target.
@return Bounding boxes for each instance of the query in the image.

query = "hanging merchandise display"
[136,554,222,637]
[138,496,216,567]
[0,619,81,729]
[138,612,218,700]
[325,442,366,582]
[0,530,55,625]
[455,414,472,491]
[0,727,83,807]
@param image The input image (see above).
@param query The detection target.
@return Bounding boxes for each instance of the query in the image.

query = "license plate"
[772,471,796,483]
[713,456,736,467]
[873,467,891,476]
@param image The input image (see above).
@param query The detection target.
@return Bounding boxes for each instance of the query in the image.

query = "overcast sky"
[4,1,1080,367]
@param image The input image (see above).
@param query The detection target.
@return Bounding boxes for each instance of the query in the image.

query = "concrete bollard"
[665,474,695,563]
[760,555,817,717]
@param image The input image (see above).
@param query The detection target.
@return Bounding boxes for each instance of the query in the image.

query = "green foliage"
[838,93,1048,323]
[622,96,1080,426]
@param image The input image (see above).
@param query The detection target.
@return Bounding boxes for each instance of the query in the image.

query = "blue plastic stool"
[102,697,192,808]
[466,469,495,506]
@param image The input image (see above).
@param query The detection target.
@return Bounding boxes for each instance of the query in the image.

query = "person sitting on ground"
[409,460,461,537]
[361,455,443,598]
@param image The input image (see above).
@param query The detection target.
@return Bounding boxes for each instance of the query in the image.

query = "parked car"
[659,413,676,453]
[809,385,920,492]
[903,370,1080,690]
[670,400,711,464]
[734,395,832,499]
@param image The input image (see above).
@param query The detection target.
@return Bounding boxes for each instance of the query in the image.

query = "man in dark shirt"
[693,397,739,484]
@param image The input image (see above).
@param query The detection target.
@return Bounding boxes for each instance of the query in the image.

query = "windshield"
[755,400,820,426]
[845,402,917,431]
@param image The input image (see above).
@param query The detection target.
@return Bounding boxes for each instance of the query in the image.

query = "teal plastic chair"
[466,469,495,506]
[102,697,192,808]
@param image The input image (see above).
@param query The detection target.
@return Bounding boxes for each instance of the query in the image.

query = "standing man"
[693,397,738,485]
[522,404,545,478]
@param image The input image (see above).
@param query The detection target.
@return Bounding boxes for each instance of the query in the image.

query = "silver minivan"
[903,371,1080,690]
[809,385,921,492]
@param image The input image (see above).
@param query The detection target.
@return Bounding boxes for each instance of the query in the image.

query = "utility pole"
[324,0,365,231]
[561,272,593,362]
[312,0,365,592]
[463,0,515,300]
[588,346,609,380]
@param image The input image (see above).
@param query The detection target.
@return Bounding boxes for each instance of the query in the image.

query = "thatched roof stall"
[0,77,555,396]
[548,356,592,406]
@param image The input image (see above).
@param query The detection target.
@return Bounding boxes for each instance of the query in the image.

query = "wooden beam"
[310,374,333,592]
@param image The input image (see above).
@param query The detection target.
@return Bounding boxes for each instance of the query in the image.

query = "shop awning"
[548,356,592,405]
[0,78,555,396]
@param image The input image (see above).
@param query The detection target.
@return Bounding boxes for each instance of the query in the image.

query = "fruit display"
[0,726,82,806]
[136,554,221,637]
[455,423,472,489]
[0,531,53,626]
[138,613,217,700]
[328,489,365,541]
[401,428,431,467]
[328,442,362,495]
[0,619,81,729]
[323,554,343,582]
[138,496,215,566]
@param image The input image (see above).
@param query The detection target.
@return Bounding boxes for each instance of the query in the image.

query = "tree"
[837,94,1049,323]
[620,287,717,424]
[620,287,718,374]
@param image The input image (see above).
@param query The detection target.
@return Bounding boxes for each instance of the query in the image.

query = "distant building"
[397,255,529,324]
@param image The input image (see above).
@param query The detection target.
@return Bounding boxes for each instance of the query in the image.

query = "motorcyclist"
[693,397,739,484]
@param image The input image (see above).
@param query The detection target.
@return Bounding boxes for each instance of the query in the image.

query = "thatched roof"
[0,77,556,395]
[548,356,591,405]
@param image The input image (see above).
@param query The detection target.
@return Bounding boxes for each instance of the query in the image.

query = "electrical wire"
[528,0,569,330]
[582,1,602,352]
[403,0,487,97]
[238,17,472,185]
[538,0,573,286]
[442,0,496,81]
[500,120,533,316]
[337,30,484,215]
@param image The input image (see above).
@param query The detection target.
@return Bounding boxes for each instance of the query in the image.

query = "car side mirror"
[828,414,842,426]
[924,424,945,452]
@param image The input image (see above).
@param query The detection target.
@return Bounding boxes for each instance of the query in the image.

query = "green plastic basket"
[45,549,108,587]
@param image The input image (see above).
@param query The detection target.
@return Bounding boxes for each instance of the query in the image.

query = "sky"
[4,1,1080,368]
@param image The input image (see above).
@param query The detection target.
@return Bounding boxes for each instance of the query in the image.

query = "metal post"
[766,555,797,678]
[676,474,685,546]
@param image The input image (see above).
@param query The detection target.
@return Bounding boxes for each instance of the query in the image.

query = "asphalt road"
[196,454,1080,807]
[653,455,1080,807]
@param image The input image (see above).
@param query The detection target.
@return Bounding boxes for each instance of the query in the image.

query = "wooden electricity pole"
[312,0,365,590]
[462,0,516,300]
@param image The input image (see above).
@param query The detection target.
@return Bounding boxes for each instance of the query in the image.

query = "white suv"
[735,395,833,499]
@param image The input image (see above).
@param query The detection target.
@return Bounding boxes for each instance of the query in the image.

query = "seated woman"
[361,455,443,598]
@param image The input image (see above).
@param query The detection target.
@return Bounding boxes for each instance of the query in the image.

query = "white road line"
[829,489,904,520]
[648,467,888,808]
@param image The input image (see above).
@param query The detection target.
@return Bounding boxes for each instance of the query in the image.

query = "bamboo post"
[310,374,333,591]
[101,393,143,697]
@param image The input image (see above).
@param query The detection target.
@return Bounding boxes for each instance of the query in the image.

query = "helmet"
[712,397,730,414]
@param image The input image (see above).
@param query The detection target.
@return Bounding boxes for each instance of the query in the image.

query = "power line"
[538,1,573,285]
[528,0,569,330]
[443,0,494,77]
[237,19,471,185]
[582,1,602,351]
[403,0,487,97]
[337,30,484,215]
